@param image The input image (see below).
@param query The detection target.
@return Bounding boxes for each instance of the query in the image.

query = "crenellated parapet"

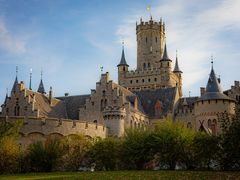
[0,116,107,149]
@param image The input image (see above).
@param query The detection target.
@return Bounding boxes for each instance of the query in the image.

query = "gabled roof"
[57,95,90,120]
[117,48,129,67]
[134,87,176,118]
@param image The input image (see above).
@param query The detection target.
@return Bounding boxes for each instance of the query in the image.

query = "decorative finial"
[100,66,103,73]
[41,69,43,80]
[122,39,124,50]
[176,50,178,58]
[146,5,152,19]
[211,55,213,69]
[16,66,18,77]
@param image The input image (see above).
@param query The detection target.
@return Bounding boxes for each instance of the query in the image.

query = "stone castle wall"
[0,116,107,149]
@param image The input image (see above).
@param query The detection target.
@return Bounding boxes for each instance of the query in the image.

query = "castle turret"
[117,45,128,85]
[103,106,126,137]
[173,51,183,96]
[136,17,165,70]
[159,40,172,71]
[194,62,235,134]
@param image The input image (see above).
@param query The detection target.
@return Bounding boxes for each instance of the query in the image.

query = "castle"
[0,17,239,149]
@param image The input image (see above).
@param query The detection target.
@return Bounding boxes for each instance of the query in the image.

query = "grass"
[0,171,240,180]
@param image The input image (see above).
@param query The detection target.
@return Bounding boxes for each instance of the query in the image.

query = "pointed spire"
[161,37,171,61]
[205,60,222,93]
[11,66,19,92]
[4,88,8,105]
[37,70,46,94]
[117,40,129,67]
[173,50,182,73]
[29,68,32,90]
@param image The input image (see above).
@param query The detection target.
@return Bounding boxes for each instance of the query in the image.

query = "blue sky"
[0,0,239,104]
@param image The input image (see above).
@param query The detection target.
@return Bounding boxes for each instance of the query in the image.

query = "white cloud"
[116,0,240,96]
[0,17,27,54]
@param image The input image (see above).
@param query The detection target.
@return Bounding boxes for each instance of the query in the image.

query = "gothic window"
[136,80,138,83]
[167,62,169,67]
[142,79,144,83]
[14,106,20,116]
[130,80,132,84]
[155,37,157,43]
[154,78,157,82]
[104,99,107,107]
[208,119,212,128]
[143,63,147,69]
[102,90,106,97]
[148,79,151,82]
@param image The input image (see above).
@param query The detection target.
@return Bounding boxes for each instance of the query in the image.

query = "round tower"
[173,52,183,97]
[103,106,126,137]
[194,63,235,135]
[117,46,129,85]
[136,17,165,70]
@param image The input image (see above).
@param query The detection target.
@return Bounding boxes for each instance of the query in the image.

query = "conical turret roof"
[173,55,182,73]
[160,41,172,61]
[37,79,46,94]
[117,47,129,67]
[198,63,235,101]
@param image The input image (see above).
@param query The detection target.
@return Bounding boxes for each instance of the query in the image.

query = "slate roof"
[57,95,90,120]
[26,90,67,119]
[177,97,199,109]
[173,56,182,73]
[37,79,46,94]
[160,42,172,61]
[126,95,145,114]
[11,76,18,92]
[117,48,129,67]
[134,87,176,118]
[198,66,234,101]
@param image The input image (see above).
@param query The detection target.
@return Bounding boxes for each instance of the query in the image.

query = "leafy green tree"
[149,119,194,170]
[218,109,240,170]
[121,129,152,170]
[0,120,22,174]
[60,134,91,171]
[88,138,121,170]
[27,139,63,172]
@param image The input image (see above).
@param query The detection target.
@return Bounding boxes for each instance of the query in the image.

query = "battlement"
[0,116,107,138]
[125,68,163,78]
[136,18,164,33]
[103,106,126,118]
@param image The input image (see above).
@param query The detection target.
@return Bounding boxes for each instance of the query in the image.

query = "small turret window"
[167,62,169,67]
[130,80,132,84]
[142,79,144,83]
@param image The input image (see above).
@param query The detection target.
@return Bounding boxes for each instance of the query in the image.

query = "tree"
[88,138,121,170]
[121,129,152,170]
[218,109,240,170]
[60,134,91,171]
[0,120,22,174]
[27,139,63,172]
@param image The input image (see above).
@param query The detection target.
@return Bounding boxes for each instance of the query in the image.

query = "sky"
[0,0,239,104]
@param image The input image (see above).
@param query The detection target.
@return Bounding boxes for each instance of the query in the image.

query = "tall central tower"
[136,17,165,70]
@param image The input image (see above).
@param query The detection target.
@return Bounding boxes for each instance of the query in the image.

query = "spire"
[11,66,18,92]
[29,68,32,90]
[161,37,171,61]
[205,61,222,93]
[4,88,8,105]
[117,41,129,67]
[37,70,46,94]
[173,50,182,73]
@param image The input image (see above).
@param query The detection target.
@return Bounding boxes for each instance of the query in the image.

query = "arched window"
[208,119,212,128]
[148,63,150,68]
[154,78,157,82]
[155,37,157,43]
[142,79,144,83]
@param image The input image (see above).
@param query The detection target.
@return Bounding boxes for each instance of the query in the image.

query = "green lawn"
[0,171,239,180]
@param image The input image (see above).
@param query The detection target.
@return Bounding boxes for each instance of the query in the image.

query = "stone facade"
[118,18,182,97]
[0,17,238,148]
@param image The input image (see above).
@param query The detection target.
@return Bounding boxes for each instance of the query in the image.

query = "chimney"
[200,87,205,96]
[134,96,138,110]
[49,86,53,105]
